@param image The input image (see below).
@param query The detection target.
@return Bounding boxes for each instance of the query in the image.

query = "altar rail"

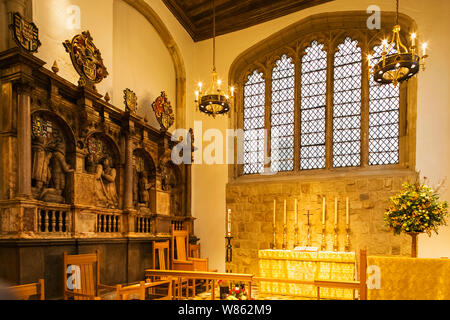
[145,250,368,300]
[144,269,253,300]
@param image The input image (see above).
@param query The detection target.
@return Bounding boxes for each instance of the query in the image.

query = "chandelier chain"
[396,0,399,25]
[213,0,216,71]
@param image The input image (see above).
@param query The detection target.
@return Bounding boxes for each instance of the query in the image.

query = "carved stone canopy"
[63,31,109,90]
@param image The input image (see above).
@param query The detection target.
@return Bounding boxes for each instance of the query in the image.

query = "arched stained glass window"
[369,45,400,165]
[243,70,266,174]
[271,55,295,172]
[300,41,327,170]
[333,37,362,168]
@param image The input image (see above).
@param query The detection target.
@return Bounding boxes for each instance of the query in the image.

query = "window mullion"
[325,42,335,170]
[264,68,272,172]
[293,55,301,172]
[361,40,370,168]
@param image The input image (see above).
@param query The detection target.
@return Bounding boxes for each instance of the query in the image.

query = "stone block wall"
[226,171,417,275]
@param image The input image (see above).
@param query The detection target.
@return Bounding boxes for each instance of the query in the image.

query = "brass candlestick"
[304,210,312,247]
[272,224,276,249]
[333,225,338,252]
[306,223,312,247]
[225,236,233,273]
[282,225,287,250]
[320,225,326,251]
[345,225,350,252]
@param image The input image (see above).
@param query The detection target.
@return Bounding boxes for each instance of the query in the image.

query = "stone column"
[123,126,134,210]
[0,0,30,52]
[15,81,32,198]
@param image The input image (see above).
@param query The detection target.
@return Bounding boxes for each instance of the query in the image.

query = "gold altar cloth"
[367,256,450,300]
[258,250,355,299]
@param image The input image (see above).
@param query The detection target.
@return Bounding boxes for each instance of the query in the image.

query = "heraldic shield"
[9,12,41,53]
[152,91,175,131]
[124,89,138,114]
[63,31,109,90]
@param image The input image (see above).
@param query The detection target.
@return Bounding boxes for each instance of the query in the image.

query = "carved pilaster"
[15,80,32,198]
[123,121,134,210]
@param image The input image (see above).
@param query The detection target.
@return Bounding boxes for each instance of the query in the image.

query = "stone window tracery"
[239,25,406,176]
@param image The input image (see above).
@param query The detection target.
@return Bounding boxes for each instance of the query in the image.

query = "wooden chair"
[171,227,192,263]
[63,250,115,300]
[148,241,180,300]
[188,258,214,296]
[9,279,45,300]
[171,226,214,297]
[189,243,201,258]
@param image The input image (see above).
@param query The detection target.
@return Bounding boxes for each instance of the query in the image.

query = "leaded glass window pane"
[369,44,400,165]
[333,37,362,168]
[271,55,295,172]
[300,41,327,170]
[243,70,265,174]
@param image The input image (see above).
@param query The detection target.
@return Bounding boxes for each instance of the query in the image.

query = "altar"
[258,250,356,299]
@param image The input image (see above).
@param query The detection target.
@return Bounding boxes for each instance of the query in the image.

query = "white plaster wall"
[112,0,175,129]
[32,0,190,132]
[33,0,114,97]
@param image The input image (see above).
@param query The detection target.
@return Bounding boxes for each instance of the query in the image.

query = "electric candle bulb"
[230,86,235,97]
[411,33,416,46]
[198,82,203,91]
[382,39,388,51]
[195,91,199,101]
[217,79,222,86]
[422,42,428,56]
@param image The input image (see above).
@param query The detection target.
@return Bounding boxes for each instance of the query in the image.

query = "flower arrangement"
[385,181,449,236]
[226,286,248,300]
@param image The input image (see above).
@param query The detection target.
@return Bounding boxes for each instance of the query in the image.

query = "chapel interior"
[0,0,450,301]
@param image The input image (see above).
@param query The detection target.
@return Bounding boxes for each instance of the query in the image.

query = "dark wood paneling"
[162,0,334,42]
[0,238,166,299]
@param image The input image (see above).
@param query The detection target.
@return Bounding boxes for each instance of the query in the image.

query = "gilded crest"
[9,12,41,53]
[63,31,109,89]
[152,91,175,131]
[124,89,138,114]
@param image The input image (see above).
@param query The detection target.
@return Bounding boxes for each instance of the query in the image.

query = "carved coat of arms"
[152,91,175,131]
[9,12,41,53]
[124,89,138,114]
[63,31,109,89]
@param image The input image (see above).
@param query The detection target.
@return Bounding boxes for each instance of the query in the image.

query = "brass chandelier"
[194,0,234,117]
[368,0,428,87]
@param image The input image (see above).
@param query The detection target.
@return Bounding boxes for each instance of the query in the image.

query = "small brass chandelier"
[368,0,428,87]
[194,0,234,117]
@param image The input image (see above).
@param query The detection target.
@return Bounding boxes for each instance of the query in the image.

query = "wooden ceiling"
[162,0,334,42]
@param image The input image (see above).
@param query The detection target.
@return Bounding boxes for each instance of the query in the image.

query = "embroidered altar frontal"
[258,250,356,299]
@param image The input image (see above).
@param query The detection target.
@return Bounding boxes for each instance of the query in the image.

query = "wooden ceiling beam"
[162,0,335,42]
